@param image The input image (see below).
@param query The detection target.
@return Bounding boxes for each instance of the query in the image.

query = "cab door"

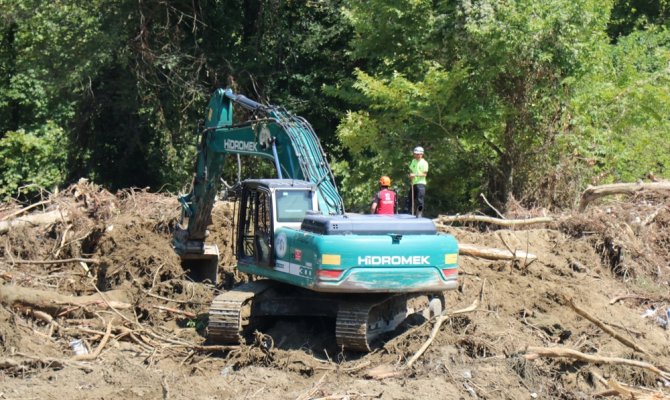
[236,186,274,267]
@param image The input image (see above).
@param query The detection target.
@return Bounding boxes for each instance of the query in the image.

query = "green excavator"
[173,89,459,351]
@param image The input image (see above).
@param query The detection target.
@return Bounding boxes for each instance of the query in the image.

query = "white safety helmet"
[413,146,424,154]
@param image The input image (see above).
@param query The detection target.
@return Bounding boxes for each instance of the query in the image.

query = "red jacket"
[373,188,396,214]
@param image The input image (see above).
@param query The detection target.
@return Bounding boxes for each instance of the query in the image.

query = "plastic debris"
[641,308,657,318]
[69,339,88,356]
[641,307,669,329]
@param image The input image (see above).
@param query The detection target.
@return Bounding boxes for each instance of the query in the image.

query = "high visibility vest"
[410,158,428,185]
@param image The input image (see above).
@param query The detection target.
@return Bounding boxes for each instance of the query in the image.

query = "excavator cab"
[176,179,317,285]
[236,179,317,268]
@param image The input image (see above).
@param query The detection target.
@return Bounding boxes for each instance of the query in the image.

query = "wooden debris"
[458,243,537,261]
[364,282,486,380]
[592,370,670,400]
[0,285,131,316]
[295,373,328,400]
[3,257,101,265]
[364,364,404,380]
[0,199,52,221]
[565,297,649,355]
[609,294,659,305]
[437,214,553,227]
[404,281,485,369]
[0,353,92,374]
[73,319,114,361]
[0,209,69,234]
[152,305,197,319]
[524,347,670,380]
[579,182,670,212]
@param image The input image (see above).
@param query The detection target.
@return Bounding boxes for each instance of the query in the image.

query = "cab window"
[276,190,313,222]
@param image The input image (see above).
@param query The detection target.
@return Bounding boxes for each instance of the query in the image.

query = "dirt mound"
[1,181,669,399]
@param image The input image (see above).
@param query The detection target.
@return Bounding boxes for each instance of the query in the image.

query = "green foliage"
[345,0,435,75]
[0,122,66,199]
[569,27,670,184]
[0,0,119,123]
[337,0,614,212]
[335,66,477,213]
[201,0,354,150]
[1,0,355,195]
[1,0,669,214]
[0,0,131,191]
[186,318,206,331]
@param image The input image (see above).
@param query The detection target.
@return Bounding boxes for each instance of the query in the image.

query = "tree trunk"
[0,210,69,234]
[579,182,670,211]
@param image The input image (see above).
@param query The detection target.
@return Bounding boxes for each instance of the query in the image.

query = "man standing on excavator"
[370,176,397,214]
[407,146,428,217]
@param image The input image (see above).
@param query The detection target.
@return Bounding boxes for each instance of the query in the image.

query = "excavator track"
[336,294,442,352]
[335,301,374,351]
[208,280,275,343]
[209,280,446,351]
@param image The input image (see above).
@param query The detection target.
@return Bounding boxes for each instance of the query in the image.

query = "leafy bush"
[568,28,670,185]
[0,122,66,199]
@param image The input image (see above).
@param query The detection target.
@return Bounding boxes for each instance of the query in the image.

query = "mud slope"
[1,181,669,400]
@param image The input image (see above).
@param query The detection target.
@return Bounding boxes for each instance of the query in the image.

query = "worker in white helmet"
[407,146,428,217]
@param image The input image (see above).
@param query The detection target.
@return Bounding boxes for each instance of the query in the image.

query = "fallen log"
[579,182,670,212]
[0,209,69,234]
[437,214,554,227]
[458,243,537,261]
[0,284,131,316]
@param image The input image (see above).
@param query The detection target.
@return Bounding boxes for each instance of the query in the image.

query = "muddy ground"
[0,180,669,399]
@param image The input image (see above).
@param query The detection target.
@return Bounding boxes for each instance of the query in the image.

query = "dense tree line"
[1,0,669,215]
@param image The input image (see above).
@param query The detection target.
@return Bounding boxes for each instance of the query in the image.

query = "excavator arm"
[173,88,344,256]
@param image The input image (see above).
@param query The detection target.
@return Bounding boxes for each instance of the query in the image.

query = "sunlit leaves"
[569,27,670,184]
[339,0,614,211]
[0,122,66,199]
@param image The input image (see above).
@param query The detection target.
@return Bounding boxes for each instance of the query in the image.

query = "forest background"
[1,0,669,215]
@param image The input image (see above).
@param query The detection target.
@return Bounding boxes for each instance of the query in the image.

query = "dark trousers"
[407,184,426,216]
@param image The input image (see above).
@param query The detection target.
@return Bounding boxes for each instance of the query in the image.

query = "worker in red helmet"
[370,175,397,215]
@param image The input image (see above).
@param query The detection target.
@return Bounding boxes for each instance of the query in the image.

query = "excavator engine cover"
[300,213,436,236]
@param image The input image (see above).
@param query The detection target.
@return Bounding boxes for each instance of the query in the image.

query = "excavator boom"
[174,88,343,256]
